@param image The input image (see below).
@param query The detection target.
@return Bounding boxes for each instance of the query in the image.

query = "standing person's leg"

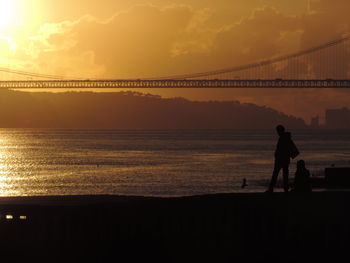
[268,161,282,192]
[282,163,289,192]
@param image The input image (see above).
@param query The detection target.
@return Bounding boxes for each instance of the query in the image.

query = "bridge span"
[0,36,350,88]
[0,79,349,89]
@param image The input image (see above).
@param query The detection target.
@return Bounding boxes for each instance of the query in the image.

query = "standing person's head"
[276,125,285,136]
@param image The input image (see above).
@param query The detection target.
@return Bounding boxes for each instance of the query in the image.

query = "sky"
[1,0,350,122]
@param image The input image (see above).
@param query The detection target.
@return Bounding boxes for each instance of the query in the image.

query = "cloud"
[18,4,216,79]
[11,4,309,79]
[209,7,303,69]
[5,2,350,79]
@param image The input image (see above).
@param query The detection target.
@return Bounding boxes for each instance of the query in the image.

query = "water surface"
[0,129,349,196]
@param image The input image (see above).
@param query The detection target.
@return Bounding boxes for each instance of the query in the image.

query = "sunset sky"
[1,0,350,122]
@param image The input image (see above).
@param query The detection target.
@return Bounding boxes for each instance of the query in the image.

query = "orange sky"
[1,0,350,122]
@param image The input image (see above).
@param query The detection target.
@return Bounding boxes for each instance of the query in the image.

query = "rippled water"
[0,129,349,197]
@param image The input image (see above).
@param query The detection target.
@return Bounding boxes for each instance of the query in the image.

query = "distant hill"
[0,90,306,129]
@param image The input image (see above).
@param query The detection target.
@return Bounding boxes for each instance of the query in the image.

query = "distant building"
[325,107,350,129]
[310,116,319,128]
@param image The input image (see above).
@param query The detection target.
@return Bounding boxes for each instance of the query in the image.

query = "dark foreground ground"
[0,192,349,263]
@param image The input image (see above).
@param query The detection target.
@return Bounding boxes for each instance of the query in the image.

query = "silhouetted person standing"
[292,160,312,192]
[267,125,294,192]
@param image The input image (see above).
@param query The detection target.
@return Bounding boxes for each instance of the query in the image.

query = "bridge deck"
[0,79,349,88]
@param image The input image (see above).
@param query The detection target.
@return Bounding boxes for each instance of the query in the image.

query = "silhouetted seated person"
[292,160,312,193]
[266,125,298,193]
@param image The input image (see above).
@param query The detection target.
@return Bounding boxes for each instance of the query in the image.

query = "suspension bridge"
[0,36,350,89]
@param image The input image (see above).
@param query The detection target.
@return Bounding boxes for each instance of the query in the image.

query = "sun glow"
[0,0,19,31]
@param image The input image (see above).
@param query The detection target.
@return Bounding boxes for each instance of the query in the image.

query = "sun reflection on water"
[0,139,22,196]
